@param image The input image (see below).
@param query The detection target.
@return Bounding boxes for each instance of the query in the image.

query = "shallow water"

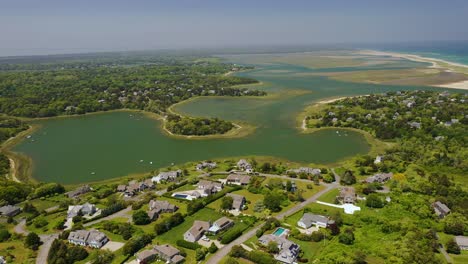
[13,54,453,184]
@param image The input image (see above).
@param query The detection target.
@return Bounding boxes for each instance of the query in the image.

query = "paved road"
[206,171,341,264]
[84,206,132,227]
[36,234,59,264]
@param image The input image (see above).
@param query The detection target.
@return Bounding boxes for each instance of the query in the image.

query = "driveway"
[84,206,132,227]
[101,241,125,252]
[36,234,59,264]
[14,218,29,235]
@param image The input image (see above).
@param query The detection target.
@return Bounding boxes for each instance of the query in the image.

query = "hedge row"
[176,239,201,250]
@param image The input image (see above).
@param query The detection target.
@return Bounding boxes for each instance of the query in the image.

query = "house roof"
[186,220,210,239]
[149,200,178,212]
[0,205,21,216]
[87,230,107,243]
[154,244,180,258]
[171,254,185,263]
[136,249,157,261]
[214,217,233,228]
[433,201,451,214]
[226,174,251,184]
[455,236,468,247]
[299,213,329,226]
[227,193,245,210]
[68,230,90,242]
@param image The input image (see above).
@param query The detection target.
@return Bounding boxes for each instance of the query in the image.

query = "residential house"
[0,256,5,264]
[67,185,92,198]
[117,179,155,197]
[67,203,97,218]
[237,159,252,172]
[208,217,234,234]
[365,173,393,183]
[154,244,185,263]
[151,170,182,183]
[197,180,223,196]
[0,205,21,217]
[183,220,210,242]
[408,121,421,129]
[147,200,178,221]
[68,229,109,248]
[432,201,451,218]
[297,213,330,229]
[136,249,158,263]
[374,155,383,164]
[196,161,217,170]
[337,187,357,204]
[455,236,468,250]
[227,193,246,211]
[226,174,251,186]
[258,234,300,264]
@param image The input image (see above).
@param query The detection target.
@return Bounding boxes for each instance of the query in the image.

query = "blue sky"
[1,0,468,56]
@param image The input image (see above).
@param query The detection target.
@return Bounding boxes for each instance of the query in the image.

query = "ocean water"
[362,41,468,66]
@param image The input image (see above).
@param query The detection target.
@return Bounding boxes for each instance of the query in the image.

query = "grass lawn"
[25,211,67,234]
[317,188,340,203]
[295,181,325,199]
[452,251,468,264]
[0,240,36,263]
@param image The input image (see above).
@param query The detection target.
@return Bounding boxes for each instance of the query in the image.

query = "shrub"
[0,229,11,242]
[446,239,461,254]
[220,224,248,244]
[132,210,150,225]
[25,232,41,250]
[176,240,201,250]
[208,242,218,253]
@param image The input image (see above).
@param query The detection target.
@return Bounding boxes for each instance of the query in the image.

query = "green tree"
[267,241,279,253]
[132,210,150,225]
[208,242,218,253]
[338,229,355,245]
[90,250,115,264]
[263,191,283,212]
[366,193,384,208]
[25,232,41,250]
[220,196,234,211]
[446,239,461,254]
[341,170,356,185]
[0,229,11,242]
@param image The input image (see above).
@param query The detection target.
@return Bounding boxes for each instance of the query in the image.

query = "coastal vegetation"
[165,113,234,136]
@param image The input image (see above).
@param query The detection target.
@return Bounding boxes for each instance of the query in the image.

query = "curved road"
[206,170,341,264]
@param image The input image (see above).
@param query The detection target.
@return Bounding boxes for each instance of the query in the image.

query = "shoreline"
[357,49,468,70]
[358,50,468,90]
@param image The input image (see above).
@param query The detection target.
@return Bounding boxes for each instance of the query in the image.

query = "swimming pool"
[173,194,189,199]
[273,227,287,237]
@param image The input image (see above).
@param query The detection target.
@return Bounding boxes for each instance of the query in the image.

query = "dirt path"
[13,219,29,235]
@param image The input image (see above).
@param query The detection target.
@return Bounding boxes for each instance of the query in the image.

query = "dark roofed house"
[432,201,451,218]
[67,185,92,198]
[149,200,178,214]
[226,174,251,186]
[154,244,185,263]
[198,180,223,196]
[337,187,356,204]
[226,193,246,211]
[365,173,393,183]
[136,249,157,263]
[0,205,21,217]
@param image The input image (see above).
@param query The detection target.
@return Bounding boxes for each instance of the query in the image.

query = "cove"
[12,54,448,184]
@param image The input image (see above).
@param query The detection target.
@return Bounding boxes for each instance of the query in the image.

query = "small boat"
[336,131,339,133]
[149,161,153,164]
[91,172,95,175]
[139,160,144,162]
[27,135,31,139]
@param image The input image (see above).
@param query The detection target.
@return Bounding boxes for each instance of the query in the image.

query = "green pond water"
[13,54,449,184]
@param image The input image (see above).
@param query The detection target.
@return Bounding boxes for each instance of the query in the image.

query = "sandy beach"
[358,50,468,90]
[358,50,468,70]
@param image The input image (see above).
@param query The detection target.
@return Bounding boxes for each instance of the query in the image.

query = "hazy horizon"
[2,0,468,57]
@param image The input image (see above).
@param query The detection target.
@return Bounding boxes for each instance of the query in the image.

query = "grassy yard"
[25,211,67,234]
[0,240,36,263]
[317,188,340,203]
